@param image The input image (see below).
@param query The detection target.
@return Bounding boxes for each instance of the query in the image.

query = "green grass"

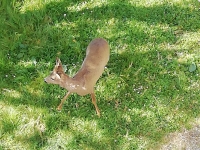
[0,0,200,149]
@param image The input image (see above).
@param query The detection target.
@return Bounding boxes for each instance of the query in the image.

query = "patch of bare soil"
[160,125,200,150]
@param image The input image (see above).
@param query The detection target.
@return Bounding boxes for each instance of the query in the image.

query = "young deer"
[44,38,110,117]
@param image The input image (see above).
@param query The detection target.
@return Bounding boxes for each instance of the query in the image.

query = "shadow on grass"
[0,0,200,149]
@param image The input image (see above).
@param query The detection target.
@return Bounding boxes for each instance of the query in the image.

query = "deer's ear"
[56,57,62,66]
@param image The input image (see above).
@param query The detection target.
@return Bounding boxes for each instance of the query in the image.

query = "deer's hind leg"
[90,91,100,117]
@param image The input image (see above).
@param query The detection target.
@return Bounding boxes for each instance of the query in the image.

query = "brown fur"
[44,38,110,117]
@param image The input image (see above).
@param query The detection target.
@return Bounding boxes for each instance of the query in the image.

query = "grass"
[0,0,200,149]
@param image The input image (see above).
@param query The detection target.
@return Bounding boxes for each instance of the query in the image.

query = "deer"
[44,38,110,117]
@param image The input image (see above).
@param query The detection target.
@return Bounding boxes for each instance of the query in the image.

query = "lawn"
[0,0,200,149]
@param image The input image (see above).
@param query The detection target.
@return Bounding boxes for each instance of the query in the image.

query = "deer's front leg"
[57,91,71,111]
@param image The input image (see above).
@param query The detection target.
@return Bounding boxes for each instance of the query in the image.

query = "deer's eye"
[51,77,55,80]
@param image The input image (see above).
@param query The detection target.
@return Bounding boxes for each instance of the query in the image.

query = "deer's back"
[73,38,109,94]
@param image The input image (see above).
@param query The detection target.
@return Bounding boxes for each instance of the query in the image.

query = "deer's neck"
[60,74,81,91]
